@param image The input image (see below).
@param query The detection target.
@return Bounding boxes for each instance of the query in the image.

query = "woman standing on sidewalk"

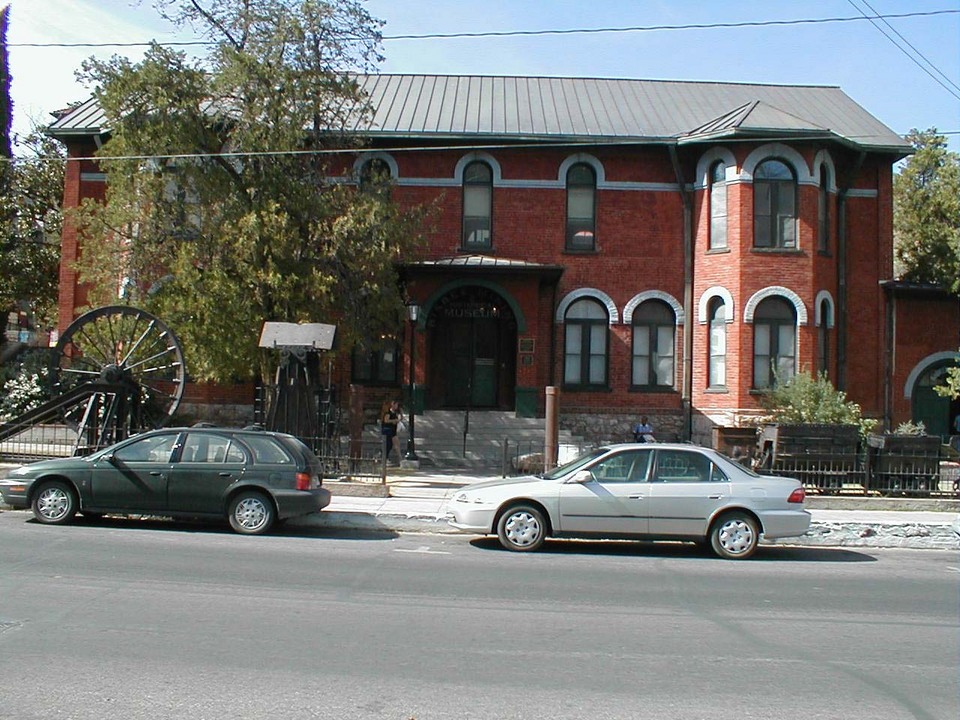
[380,399,401,465]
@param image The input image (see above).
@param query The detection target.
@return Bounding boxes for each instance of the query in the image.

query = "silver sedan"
[447,443,810,559]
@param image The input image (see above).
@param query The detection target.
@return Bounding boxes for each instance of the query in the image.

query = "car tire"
[496,504,546,552]
[228,491,275,535]
[31,480,78,525]
[709,512,759,560]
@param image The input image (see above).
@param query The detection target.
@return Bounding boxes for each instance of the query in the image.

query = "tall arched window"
[817,298,831,377]
[708,298,727,388]
[566,163,596,251]
[462,161,493,250]
[359,158,392,198]
[709,161,728,250]
[631,300,675,388]
[754,159,797,249]
[817,164,830,253]
[564,298,608,388]
[753,296,797,389]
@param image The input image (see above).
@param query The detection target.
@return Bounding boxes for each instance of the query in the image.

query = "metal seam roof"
[46,74,910,152]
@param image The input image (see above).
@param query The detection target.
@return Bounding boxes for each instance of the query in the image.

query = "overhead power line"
[7,9,959,48]
[848,0,960,101]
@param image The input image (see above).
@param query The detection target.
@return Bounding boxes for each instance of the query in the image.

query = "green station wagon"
[0,427,331,535]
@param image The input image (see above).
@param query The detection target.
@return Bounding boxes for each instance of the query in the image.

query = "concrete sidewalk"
[309,470,960,551]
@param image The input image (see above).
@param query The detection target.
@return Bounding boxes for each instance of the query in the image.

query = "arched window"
[631,300,675,388]
[462,161,493,250]
[753,296,797,389]
[818,164,830,253]
[359,158,392,197]
[817,298,831,377]
[709,161,728,250]
[754,159,797,249]
[566,163,596,250]
[564,298,608,388]
[708,297,727,388]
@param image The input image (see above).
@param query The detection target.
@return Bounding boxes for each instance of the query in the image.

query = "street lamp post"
[404,303,420,463]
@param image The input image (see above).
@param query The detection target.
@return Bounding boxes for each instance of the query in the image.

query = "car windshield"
[541,448,609,480]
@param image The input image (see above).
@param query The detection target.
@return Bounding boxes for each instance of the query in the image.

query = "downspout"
[669,145,693,441]
[882,284,894,431]
[836,151,866,392]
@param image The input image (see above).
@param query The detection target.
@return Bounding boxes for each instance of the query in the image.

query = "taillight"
[295,472,313,491]
[787,487,806,504]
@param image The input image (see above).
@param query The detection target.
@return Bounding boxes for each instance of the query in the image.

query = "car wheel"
[709,512,759,560]
[496,504,546,552]
[228,491,275,535]
[31,480,78,525]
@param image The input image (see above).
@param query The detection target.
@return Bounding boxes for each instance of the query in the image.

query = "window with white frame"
[709,161,728,250]
[564,298,608,388]
[708,297,727,388]
[631,300,675,388]
[817,164,830,253]
[754,159,797,249]
[462,161,493,250]
[566,163,596,250]
[753,296,796,389]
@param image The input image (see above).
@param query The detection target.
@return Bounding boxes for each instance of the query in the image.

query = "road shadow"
[28,513,401,541]
[468,536,877,562]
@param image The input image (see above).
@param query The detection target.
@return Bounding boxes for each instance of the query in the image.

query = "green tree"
[0,127,65,328]
[72,0,426,382]
[893,129,960,292]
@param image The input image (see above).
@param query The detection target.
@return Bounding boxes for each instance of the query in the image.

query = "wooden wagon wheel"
[52,306,186,438]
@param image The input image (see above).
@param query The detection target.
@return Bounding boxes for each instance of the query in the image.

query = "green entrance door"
[913,362,956,438]
[446,318,498,408]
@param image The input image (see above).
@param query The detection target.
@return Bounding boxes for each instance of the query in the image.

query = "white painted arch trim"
[694,147,738,190]
[741,143,816,186]
[555,288,619,325]
[812,150,838,193]
[743,286,809,325]
[352,151,399,180]
[454,152,504,184]
[814,290,836,328]
[697,286,735,324]
[557,153,607,186]
[622,290,684,325]
[903,351,960,400]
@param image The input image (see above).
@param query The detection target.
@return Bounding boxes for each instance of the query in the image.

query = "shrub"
[760,370,876,438]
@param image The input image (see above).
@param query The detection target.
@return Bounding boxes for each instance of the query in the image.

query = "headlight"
[11,466,32,476]
[453,493,486,504]
[453,492,469,503]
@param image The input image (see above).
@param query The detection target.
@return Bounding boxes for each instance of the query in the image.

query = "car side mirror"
[571,469,594,484]
[103,453,116,464]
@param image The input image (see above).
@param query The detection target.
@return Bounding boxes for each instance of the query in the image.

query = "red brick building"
[47,75,960,443]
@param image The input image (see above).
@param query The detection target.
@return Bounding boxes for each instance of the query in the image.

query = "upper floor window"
[359,158,392,197]
[708,298,727,388]
[564,298,608,389]
[709,161,728,250]
[754,159,797,249]
[753,296,796,389]
[817,165,830,253]
[462,161,492,250]
[566,163,596,251]
[631,300,675,389]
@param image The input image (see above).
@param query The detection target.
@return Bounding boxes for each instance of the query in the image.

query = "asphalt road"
[0,511,957,720]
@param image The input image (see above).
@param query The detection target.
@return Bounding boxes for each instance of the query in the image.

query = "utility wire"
[7,9,959,48]
[847,0,960,101]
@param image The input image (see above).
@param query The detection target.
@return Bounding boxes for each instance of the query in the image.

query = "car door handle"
[628,494,645,500]
[218,472,233,477]
[149,471,164,477]
[709,493,723,499]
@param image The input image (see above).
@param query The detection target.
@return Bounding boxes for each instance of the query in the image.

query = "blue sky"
[6,0,959,151]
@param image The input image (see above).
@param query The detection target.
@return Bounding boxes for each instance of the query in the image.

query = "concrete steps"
[366,409,581,470]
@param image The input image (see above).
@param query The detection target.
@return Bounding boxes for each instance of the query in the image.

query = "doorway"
[426,285,517,409]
